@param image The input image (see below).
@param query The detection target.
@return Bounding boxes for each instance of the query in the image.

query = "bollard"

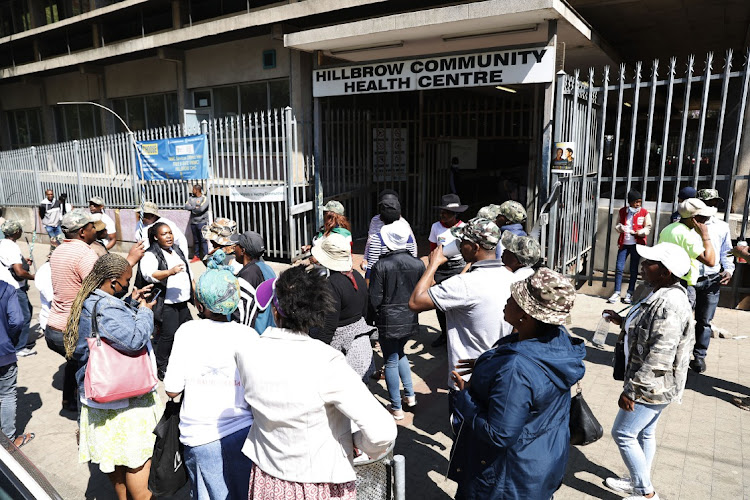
[393,455,405,500]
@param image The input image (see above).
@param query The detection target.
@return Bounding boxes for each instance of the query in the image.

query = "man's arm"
[10,263,33,281]
[718,225,735,284]
[693,220,716,267]
[105,233,117,250]
[408,245,446,312]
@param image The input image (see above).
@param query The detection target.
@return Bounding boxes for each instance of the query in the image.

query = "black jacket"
[369,249,425,340]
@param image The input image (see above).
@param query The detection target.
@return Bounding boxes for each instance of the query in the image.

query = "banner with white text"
[136,135,209,181]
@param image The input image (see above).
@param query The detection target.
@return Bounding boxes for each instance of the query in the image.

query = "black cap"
[229,231,265,256]
[627,189,642,203]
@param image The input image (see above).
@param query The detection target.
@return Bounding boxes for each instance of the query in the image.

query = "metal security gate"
[550,49,750,301]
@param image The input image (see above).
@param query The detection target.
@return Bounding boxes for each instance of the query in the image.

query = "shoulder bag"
[84,298,158,403]
[569,382,603,446]
[148,398,188,496]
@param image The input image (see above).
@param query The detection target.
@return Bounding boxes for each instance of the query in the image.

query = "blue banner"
[136,135,209,181]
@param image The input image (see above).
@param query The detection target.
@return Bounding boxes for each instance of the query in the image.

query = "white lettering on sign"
[175,144,195,155]
[229,186,286,203]
[313,46,555,97]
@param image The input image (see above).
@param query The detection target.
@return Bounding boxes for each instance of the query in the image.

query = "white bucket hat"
[636,242,691,278]
[380,219,411,251]
[311,233,352,272]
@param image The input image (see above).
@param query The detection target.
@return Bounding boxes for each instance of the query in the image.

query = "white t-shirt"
[135,217,189,258]
[428,220,465,262]
[0,239,23,287]
[0,265,18,289]
[98,213,116,235]
[140,249,192,304]
[36,262,53,330]
[428,261,530,388]
[163,319,257,447]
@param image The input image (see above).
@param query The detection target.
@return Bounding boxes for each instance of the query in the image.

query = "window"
[0,0,32,36]
[7,108,44,148]
[111,93,180,133]
[53,104,101,142]
[206,79,290,119]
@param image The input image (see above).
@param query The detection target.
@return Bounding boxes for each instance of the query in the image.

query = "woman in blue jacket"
[449,268,586,499]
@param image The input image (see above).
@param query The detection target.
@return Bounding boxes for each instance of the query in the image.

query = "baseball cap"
[677,198,717,219]
[501,232,541,267]
[498,201,527,224]
[320,200,345,215]
[229,231,265,256]
[1,220,22,236]
[477,204,502,220]
[677,186,697,200]
[134,201,159,216]
[451,217,501,250]
[91,214,106,232]
[378,194,401,211]
[510,268,575,326]
[61,209,95,233]
[636,242,690,278]
[697,188,724,204]
[88,196,105,206]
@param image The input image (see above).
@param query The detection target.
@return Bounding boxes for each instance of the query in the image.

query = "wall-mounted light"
[495,86,517,93]
[442,24,538,42]
[624,102,632,107]
[330,41,404,55]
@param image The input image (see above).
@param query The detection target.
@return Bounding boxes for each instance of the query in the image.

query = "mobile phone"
[150,289,162,301]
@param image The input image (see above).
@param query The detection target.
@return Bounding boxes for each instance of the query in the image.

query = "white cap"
[677,198,717,219]
[380,218,411,251]
[636,243,691,278]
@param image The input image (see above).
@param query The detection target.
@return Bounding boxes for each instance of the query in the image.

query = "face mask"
[628,206,639,214]
[113,284,129,299]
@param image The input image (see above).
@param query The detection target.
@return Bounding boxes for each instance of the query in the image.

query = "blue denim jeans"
[693,274,722,360]
[0,363,17,439]
[380,337,414,410]
[14,288,33,352]
[611,402,668,496]
[614,245,640,294]
[190,223,208,259]
[44,225,63,239]
[184,426,252,500]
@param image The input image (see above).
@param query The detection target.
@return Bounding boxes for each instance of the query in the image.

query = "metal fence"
[0,107,315,261]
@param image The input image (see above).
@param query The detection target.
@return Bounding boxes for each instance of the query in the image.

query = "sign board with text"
[136,135,209,181]
[313,46,555,97]
[229,185,286,203]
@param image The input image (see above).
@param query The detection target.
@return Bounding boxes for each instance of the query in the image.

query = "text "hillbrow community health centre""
[312,46,555,97]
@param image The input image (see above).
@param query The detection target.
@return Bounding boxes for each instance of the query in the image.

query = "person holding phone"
[138,222,193,380]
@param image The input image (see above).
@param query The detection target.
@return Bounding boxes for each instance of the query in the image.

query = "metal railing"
[0,107,315,260]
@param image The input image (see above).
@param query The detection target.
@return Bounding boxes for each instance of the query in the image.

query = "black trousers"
[156,302,192,374]
[44,326,79,406]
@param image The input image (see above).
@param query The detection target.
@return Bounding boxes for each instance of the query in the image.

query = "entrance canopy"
[284,0,617,71]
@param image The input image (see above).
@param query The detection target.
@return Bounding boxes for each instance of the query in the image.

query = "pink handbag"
[84,299,158,403]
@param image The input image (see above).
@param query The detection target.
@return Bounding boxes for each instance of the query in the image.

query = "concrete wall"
[105,57,179,98]
[185,36,289,89]
[44,72,102,103]
[0,82,43,110]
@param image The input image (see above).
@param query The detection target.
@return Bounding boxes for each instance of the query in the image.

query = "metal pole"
[73,140,86,205]
[393,454,405,500]
[540,20,558,200]
[313,97,323,228]
[284,106,297,261]
[128,132,141,207]
[30,147,44,204]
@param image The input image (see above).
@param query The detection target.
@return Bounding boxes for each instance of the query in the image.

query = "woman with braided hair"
[66,253,160,500]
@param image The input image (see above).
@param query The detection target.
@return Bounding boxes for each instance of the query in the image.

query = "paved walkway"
[10,241,750,499]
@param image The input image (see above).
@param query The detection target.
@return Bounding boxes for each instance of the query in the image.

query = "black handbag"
[613,340,626,381]
[569,383,603,446]
[148,399,188,497]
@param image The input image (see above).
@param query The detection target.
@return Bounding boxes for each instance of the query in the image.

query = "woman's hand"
[301,244,312,253]
[603,309,623,326]
[169,264,185,276]
[451,370,469,391]
[131,284,153,302]
[138,295,157,310]
[360,260,367,270]
[617,392,635,412]
[454,358,476,377]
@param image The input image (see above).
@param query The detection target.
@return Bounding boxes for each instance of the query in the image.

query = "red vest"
[618,206,648,248]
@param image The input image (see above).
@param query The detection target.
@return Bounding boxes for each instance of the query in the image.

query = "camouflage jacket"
[623,283,694,404]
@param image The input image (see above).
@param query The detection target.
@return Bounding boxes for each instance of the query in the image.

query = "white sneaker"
[624,494,659,500]
[402,395,417,408]
[17,348,37,357]
[607,292,620,303]
[605,476,633,494]
[387,404,404,420]
[623,293,633,304]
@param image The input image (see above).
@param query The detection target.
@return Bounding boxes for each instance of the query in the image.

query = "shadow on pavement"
[563,446,621,499]
[15,387,41,435]
[685,371,750,402]
[394,425,453,500]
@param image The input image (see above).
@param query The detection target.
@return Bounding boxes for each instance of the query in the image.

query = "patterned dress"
[248,465,356,500]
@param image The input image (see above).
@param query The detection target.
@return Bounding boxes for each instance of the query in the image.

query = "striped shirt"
[363,215,418,270]
[48,239,99,331]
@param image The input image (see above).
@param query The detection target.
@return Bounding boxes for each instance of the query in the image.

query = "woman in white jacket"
[235,266,397,499]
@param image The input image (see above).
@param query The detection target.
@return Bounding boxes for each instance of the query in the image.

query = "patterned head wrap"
[196,251,240,319]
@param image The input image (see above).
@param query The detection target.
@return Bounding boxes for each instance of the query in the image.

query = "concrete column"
[289,48,313,151]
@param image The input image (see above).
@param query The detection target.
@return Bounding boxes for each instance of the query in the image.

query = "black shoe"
[690,358,706,373]
[157,370,165,381]
[431,334,447,347]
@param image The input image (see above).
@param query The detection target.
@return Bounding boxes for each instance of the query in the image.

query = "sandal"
[14,433,34,448]
[732,396,750,411]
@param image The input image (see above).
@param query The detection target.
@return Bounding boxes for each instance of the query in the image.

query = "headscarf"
[196,251,240,319]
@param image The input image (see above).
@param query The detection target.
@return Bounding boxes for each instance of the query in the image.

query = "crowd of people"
[0,182,746,500]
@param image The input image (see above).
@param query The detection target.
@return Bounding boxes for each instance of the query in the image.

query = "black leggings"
[44,326,79,406]
[156,302,192,374]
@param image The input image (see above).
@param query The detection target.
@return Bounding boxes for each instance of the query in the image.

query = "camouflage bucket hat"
[133,201,159,216]
[498,201,527,224]
[510,268,575,325]
[697,188,724,204]
[477,204,502,220]
[202,218,238,245]
[1,220,22,236]
[451,217,500,250]
[61,209,94,233]
[320,200,345,215]
[501,232,541,267]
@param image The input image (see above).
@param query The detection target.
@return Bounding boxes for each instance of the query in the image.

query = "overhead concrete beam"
[158,47,184,62]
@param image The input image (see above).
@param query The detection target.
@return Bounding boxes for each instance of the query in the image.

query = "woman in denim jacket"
[65,253,160,500]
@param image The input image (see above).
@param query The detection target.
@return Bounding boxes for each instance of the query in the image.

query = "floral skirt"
[79,392,162,474]
[248,465,356,500]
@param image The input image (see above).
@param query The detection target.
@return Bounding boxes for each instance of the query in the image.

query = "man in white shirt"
[410,217,511,417]
[0,221,35,357]
[39,189,71,241]
[690,189,735,373]
[88,196,117,250]
[134,201,189,257]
